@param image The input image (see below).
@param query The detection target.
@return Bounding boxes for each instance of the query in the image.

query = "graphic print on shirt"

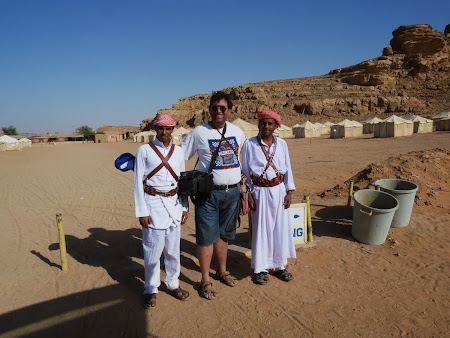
[208,136,240,169]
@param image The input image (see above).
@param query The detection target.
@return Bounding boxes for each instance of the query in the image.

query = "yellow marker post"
[305,196,313,242]
[56,213,68,271]
[347,180,354,208]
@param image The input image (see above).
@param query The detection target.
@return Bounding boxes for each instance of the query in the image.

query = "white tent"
[432,112,450,121]
[313,122,327,135]
[232,118,259,139]
[374,115,414,138]
[322,122,334,134]
[401,115,433,133]
[435,117,450,131]
[293,121,321,138]
[134,131,156,143]
[0,135,21,151]
[171,127,190,145]
[277,124,294,139]
[330,119,363,139]
[19,138,32,148]
[362,117,383,134]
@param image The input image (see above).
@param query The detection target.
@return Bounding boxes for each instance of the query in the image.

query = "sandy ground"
[0,132,449,337]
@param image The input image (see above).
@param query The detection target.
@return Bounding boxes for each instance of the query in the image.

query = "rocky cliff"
[141,24,450,130]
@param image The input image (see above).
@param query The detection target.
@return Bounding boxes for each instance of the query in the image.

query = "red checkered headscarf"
[258,110,281,126]
[153,114,176,127]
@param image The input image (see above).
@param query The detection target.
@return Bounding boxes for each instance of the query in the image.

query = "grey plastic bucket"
[374,179,418,228]
[352,189,399,245]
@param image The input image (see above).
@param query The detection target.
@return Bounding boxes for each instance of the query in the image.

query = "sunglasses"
[211,105,228,113]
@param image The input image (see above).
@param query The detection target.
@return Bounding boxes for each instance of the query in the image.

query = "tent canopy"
[298,121,317,129]
[336,119,363,127]
[0,135,20,143]
[432,112,450,120]
[231,118,259,131]
[362,116,383,124]
[382,115,413,124]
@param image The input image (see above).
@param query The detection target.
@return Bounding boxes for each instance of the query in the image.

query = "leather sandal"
[169,287,190,301]
[255,272,269,285]
[143,293,157,309]
[274,269,294,282]
[217,270,238,287]
[199,280,218,300]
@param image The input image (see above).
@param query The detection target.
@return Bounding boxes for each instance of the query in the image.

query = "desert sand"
[0,132,449,337]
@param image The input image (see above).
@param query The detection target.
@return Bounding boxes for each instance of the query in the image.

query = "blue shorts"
[195,186,240,246]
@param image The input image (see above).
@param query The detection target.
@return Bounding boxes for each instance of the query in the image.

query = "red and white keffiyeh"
[154,114,176,127]
[257,110,281,126]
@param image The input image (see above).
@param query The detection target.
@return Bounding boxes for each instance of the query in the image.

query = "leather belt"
[251,174,285,187]
[213,183,238,190]
[144,185,178,197]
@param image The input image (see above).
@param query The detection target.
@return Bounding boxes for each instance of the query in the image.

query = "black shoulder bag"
[178,124,227,200]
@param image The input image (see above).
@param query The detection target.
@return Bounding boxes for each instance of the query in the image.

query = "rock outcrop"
[141,24,450,130]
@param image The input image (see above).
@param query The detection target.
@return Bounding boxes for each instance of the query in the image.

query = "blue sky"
[1,0,448,133]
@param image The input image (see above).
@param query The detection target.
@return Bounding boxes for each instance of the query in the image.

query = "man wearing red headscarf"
[241,110,296,285]
[134,113,190,309]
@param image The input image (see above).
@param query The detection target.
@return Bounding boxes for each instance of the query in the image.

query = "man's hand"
[181,211,188,225]
[139,216,152,228]
[249,193,256,211]
[284,191,293,209]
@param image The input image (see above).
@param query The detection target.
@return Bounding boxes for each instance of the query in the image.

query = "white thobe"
[134,138,188,294]
[241,135,296,273]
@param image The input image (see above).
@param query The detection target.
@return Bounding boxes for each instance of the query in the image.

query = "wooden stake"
[347,180,354,208]
[56,213,68,271]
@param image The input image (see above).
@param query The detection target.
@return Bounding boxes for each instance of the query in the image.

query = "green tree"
[75,125,94,138]
[2,125,18,135]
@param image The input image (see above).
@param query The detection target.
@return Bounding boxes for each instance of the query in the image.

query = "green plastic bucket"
[374,179,418,228]
[352,189,399,245]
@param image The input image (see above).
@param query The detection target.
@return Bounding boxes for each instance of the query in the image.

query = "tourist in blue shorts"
[181,91,246,300]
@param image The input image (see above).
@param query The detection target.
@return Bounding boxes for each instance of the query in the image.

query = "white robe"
[241,136,296,273]
[133,138,188,293]
[134,138,188,226]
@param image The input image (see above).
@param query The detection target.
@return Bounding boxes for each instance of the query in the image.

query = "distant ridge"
[141,24,450,130]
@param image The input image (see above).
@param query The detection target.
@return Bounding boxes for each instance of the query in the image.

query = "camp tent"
[322,122,334,134]
[374,115,414,138]
[134,131,156,143]
[231,118,259,139]
[401,115,433,133]
[432,111,450,121]
[171,127,190,145]
[0,135,21,151]
[19,138,32,148]
[277,124,294,138]
[362,116,383,134]
[293,121,321,138]
[435,117,450,131]
[313,122,328,135]
[330,119,363,139]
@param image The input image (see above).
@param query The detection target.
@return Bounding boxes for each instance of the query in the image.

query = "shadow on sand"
[312,204,357,241]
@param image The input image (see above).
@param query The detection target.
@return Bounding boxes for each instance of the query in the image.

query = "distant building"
[31,133,83,143]
[94,126,139,143]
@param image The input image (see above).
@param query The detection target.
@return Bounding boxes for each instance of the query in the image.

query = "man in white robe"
[241,110,296,285]
[134,114,189,309]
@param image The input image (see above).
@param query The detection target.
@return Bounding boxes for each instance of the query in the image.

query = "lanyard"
[257,135,279,178]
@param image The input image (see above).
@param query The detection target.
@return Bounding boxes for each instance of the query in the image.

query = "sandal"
[143,293,157,309]
[217,270,238,287]
[274,269,294,282]
[199,280,218,300]
[255,272,269,285]
[169,287,190,301]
